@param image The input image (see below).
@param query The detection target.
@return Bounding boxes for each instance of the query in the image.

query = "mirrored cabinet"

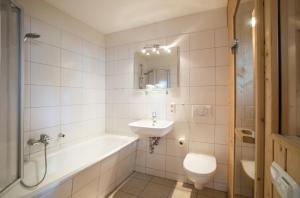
[134,45,180,90]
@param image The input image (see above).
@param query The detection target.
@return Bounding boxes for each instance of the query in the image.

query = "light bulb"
[152,48,157,52]
[250,17,256,27]
[146,52,150,56]
[167,48,171,53]
[156,50,160,54]
[141,48,146,54]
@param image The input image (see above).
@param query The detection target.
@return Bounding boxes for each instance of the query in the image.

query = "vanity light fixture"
[141,44,172,55]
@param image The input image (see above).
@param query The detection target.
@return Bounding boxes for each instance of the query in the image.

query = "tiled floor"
[107,172,227,198]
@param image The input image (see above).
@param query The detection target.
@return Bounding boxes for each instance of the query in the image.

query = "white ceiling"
[44,0,227,34]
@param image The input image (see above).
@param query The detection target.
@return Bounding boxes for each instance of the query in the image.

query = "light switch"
[170,103,176,113]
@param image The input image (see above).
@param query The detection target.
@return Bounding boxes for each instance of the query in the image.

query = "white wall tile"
[166,156,184,174]
[24,61,30,85]
[190,49,215,67]
[31,63,60,86]
[166,34,189,52]
[189,31,214,50]
[61,87,83,105]
[31,85,60,107]
[190,86,215,104]
[215,144,227,164]
[146,153,165,171]
[136,150,146,167]
[215,28,228,47]
[166,139,188,157]
[216,66,229,85]
[216,106,229,125]
[115,45,129,60]
[30,107,60,130]
[214,164,227,183]
[216,47,228,66]
[31,41,60,66]
[62,106,83,124]
[166,122,190,140]
[216,86,229,105]
[24,108,30,131]
[31,18,61,47]
[62,50,82,70]
[24,85,30,107]
[189,124,215,143]
[62,69,83,87]
[180,51,190,69]
[62,31,82,53]
[189,142,214,155]
[215,125,228,145]
[83,40,101,59]
[190,67,215,86]
[83,57,103,75]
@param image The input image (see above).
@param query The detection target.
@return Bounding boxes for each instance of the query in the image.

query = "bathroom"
[0,0,300,198]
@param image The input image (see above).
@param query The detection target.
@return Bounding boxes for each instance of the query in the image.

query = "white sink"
[241,160,255,180]
[128,120,174,137]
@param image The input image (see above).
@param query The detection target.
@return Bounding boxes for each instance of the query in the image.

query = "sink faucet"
[152,112,157,125]
[28,134,50,146]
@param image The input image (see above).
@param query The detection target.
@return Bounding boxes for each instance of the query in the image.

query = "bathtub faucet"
[28,134,50,146]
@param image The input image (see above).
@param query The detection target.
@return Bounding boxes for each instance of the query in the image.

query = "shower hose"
[20,143,48,188]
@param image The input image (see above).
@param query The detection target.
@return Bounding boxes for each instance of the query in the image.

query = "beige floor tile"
[168,188,198,198]
[140,183,172,198]
[107,191,137,198]
[132,172,153,182]
[151,176,177,187]
[197,188,227,198]
[119,178,148,195]
[175,182,196,192]
[213,191,227,198]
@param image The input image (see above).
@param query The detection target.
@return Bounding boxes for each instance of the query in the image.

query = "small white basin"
[241,160,255,180]
[128,120,174,137]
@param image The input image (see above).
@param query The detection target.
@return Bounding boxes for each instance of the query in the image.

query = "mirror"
[234,0,255,197]
[134,46,179,89]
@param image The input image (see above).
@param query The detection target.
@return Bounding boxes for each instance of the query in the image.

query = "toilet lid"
[183,153,217,174]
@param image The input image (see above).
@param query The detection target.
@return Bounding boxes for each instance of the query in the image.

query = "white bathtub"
[3,135,138,198]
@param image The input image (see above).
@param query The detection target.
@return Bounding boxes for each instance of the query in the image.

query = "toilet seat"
[183,153,217,175]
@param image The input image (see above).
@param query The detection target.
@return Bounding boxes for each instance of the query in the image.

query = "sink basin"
[128,120,174,137]
[241,160,255,180]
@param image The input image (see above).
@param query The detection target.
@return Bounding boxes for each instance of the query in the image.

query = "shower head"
[24,33,40,42]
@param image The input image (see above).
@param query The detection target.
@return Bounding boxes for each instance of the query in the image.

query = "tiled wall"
[105,8,229,191]
[32,142,136,198]
[23,14,106,156]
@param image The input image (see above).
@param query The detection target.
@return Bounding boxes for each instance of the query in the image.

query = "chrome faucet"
[152,112,157,125]
[28,134,50,146]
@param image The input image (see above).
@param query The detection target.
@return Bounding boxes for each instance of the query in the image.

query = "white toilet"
[183,152,217,189]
